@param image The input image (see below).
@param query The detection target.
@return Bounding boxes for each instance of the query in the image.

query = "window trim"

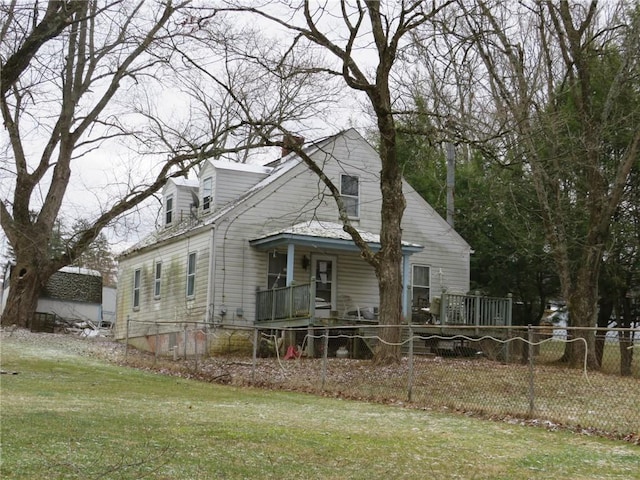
[165,194,174,226]
[411,264,431,308]
[186,252,196,298]
[340,174,360,218]
[154,261,162,299]
[267,252,287,289]
[132,268,141,310]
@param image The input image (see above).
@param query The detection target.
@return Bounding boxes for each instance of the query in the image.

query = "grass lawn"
[1,335,639,479]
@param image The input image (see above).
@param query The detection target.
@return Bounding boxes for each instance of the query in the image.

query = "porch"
[255,285,512,329]
[254,282,379,328]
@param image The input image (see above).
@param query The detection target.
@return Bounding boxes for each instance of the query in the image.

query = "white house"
[114,129,471,354]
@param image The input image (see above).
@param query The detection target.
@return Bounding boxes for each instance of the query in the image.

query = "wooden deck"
[255,286,513,332]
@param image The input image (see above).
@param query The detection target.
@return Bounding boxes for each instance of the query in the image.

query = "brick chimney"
[281,134,304,157]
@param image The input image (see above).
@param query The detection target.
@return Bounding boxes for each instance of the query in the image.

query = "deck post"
[474,292,481,335]
[441,293,448,325]
[286,243,295,286]
[306,326,314,357]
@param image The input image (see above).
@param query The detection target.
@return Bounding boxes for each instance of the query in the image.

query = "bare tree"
[213,0,452,363]
[423,0,640,368]
[0,1,272,328]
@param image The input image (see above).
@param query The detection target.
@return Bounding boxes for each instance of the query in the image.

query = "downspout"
[205,226,216,324]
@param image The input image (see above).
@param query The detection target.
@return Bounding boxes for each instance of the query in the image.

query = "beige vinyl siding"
[114,230,211,340]
[162,180,198,226]
[206,130,469,324]
[199,162,217,214]
[116,129,471,335]
[207,133,386,324]
[215,168,269,208]
[401,181,470,298]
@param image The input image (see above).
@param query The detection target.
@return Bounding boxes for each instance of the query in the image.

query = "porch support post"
[402,254,411,320]
[286,243,295,286]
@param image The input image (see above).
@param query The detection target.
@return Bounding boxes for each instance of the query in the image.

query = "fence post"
[407,325,414,402]
[194,323,199,372]
[183,324,188,359]
[154,323,159,365]
[252,327,258,383]
[321,329,329,391]
[505,295,513,363]
[125,315,130,364]
[527,324,535,416]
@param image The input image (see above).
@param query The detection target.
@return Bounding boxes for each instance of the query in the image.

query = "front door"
[312,255,337,317]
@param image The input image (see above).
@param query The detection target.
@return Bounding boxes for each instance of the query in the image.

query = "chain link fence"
[123,320,639,439]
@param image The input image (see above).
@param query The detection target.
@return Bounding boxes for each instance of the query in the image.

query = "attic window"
[165,194,174,226]
[340,174,360,218]
[202,177,212,211]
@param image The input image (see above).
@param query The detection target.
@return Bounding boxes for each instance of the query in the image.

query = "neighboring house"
[1,265,104,330]
[114,129,472,354]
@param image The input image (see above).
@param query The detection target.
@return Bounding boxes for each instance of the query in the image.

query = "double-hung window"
[412,265,431,309]
[133,268,141,309]
[154,261,162,299]
[340,174,360,218]
[186,252,196,298]
[202,177,212,211]
[165,194,174,226]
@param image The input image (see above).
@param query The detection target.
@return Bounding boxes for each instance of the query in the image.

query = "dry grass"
[114,345,640,441]
[2,329,640,480]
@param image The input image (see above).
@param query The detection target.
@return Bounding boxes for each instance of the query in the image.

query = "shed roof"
[249,220,423,254]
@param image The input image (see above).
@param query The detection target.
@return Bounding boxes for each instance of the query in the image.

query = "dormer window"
[165,194,174,226]
[340,174,359,218]
[202,177,212,211]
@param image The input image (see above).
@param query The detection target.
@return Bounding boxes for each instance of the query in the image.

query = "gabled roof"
[249,220,423,254]
[119,129,435,258]
[205,159,272,175]
[119,134,335,257]
[166,177,199,188]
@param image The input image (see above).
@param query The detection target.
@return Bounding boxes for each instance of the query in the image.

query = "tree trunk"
[374,246,404,363]
[370,94,406,364]
[595,297,614,368]
[1,262,45,328]
[564,287,599,369]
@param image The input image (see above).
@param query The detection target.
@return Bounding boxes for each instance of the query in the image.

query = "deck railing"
[255,283,313,322]
[255,286,512,327]
[439,292,512,327]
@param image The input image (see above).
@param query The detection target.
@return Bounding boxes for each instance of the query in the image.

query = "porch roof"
[249,220,423,254]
